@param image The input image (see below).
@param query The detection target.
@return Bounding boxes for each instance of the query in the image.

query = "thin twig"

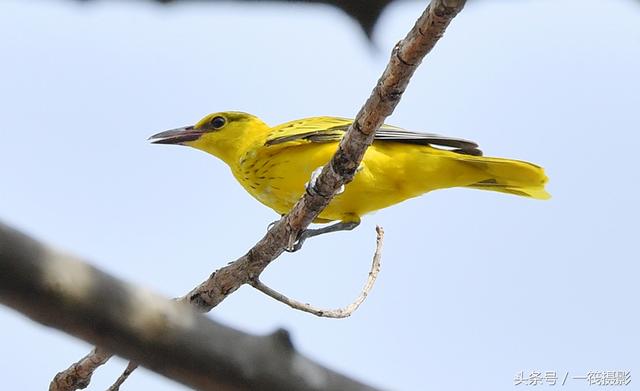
[49,1,466,389]
[106,362,139,391]
[250,226,384,318]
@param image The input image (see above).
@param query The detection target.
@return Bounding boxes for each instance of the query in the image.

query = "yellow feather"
[156,111,549,223]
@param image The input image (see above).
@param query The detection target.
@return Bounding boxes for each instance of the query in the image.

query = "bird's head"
[149,111,269,164]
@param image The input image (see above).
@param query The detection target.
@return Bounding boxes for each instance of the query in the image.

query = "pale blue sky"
[1,0,638,390]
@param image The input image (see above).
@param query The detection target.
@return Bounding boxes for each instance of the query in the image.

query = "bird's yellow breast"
[232,140,484,222]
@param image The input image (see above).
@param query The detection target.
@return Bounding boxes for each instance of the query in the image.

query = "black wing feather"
[266,121,482,156]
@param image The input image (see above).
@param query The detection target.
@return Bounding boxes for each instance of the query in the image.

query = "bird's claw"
[266,220,278,231]
[266,215,286,232]
[305,166,344,196]
[284,230,308,253]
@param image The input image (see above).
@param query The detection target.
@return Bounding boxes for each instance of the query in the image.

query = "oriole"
[150,112,548,248]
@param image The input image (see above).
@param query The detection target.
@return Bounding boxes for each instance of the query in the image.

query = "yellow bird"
[150,112,549,249]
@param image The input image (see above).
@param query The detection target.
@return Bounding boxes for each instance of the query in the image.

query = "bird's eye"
[210,116,226,129]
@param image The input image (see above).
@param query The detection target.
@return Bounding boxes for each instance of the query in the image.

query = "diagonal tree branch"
[49,0,467,389]
[0,221,380,391]
[185,0,466,312]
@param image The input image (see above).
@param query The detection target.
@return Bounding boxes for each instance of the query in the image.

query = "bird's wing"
[265,117,482,156]
[265,117,351,146]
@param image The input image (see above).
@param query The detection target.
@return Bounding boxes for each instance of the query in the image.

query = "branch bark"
[46,0,466,388]
[0,221,379,391]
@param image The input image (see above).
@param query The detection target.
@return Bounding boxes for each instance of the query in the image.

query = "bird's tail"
[457,155,550,200]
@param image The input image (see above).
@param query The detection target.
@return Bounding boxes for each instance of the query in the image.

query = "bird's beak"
[148,126,203,145]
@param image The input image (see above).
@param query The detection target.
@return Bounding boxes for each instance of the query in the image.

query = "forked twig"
[251,226,384,318]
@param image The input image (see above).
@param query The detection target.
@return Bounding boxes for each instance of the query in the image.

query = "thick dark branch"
[0,221,379,391]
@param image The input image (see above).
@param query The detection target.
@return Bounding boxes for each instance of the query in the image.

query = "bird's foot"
[266,215,285,232]
[305,166,345,196]
[284,230,311,253]
[283,220,360,253]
